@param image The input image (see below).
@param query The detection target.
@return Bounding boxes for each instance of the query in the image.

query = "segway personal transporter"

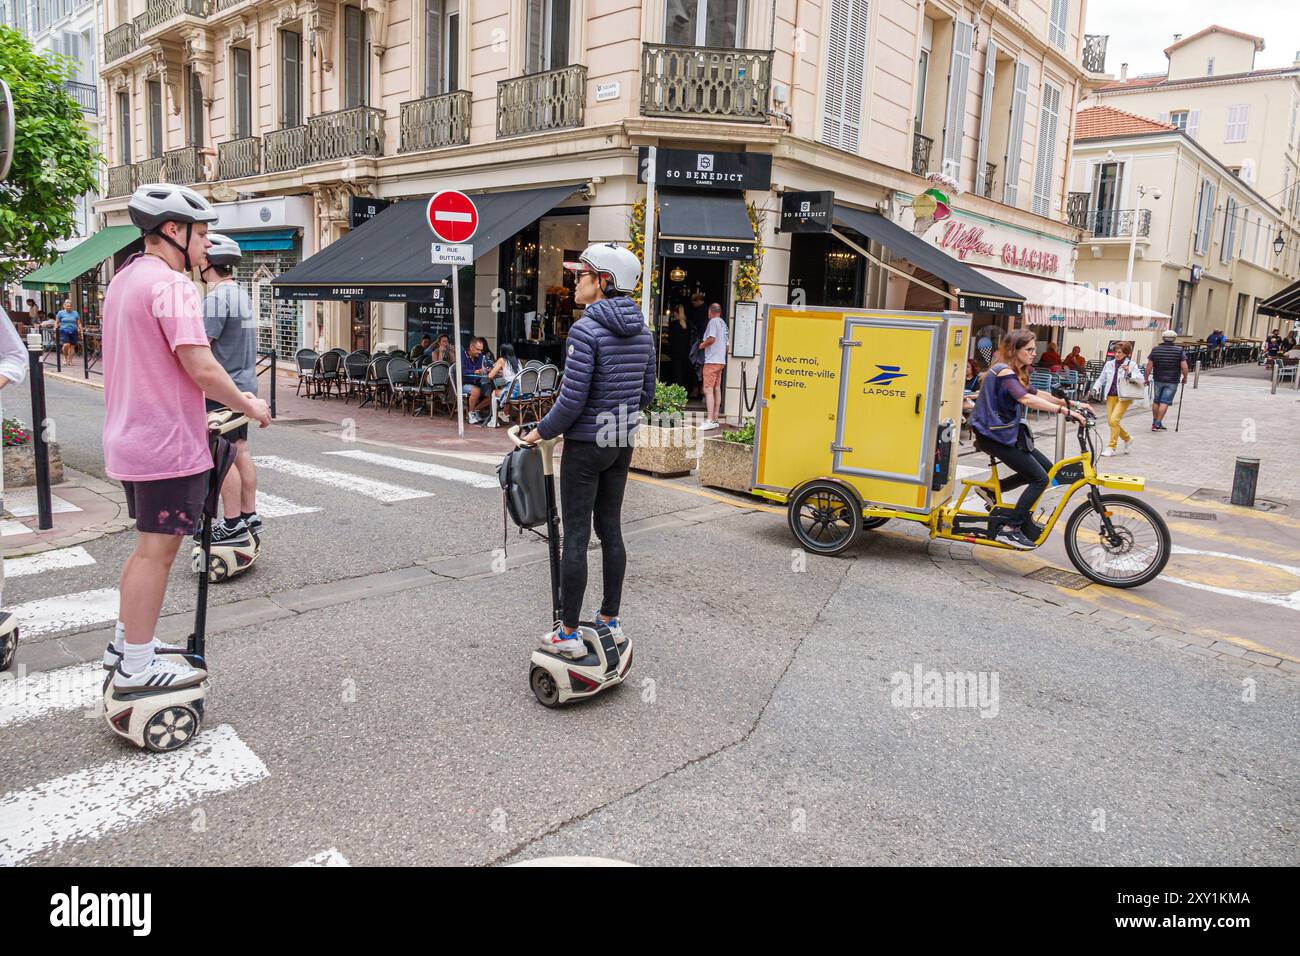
[102,410,245,751]
[502,425,633,707]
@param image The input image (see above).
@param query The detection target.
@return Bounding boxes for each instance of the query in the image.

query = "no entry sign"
[426,190,479,244]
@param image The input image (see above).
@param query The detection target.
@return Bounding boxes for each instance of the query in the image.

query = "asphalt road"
[1,377,1296,866]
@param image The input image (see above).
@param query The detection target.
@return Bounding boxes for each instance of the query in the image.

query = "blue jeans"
[1152,382,1178,405]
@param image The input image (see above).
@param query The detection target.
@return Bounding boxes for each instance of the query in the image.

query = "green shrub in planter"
[645,381,688,426]
[721,419,755,445]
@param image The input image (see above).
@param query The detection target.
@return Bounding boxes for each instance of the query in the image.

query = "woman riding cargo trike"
[748,306,1171,588]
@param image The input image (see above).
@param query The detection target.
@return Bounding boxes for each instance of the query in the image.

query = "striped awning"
[971,268,1170,331]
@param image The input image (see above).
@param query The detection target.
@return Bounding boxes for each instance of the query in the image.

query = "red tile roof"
[1163,25,1265,56]
[1095,64,1298,93]
[1074,106,1177,140]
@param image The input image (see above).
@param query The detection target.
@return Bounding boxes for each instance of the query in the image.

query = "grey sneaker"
[995,526,1038,550]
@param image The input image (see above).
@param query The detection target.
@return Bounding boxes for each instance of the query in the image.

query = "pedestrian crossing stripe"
[254,492,322,519]
[5,546,97,578]
[0,661,102,728]
[293,847,351,866]
[3,587,119,639]
[323,449,499,489]
[0,724,268,866]
[253,455,433,503]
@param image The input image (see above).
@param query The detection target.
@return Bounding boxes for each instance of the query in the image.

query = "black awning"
[1258,278,1300,319]
[273,183,580,301]
[832,206,1024,311]
[657,188,755,261]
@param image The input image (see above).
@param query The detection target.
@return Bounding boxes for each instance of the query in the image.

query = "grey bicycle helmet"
[128,183,219,272]
[204,233,242,268]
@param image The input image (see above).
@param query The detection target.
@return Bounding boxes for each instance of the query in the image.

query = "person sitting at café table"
[482,343,525,424]
[1063,345,1086,372]
[409,334,433,362]
[425,333,454,364]
[461,336,495,424]
[1039,343,1061,369]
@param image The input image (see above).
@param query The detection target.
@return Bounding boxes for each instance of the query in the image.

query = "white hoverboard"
[506,426,634,707]
[190,408,260,583]
[0,611,17,672]
[103,410,246,751]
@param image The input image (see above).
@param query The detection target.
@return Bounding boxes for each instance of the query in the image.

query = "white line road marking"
[293,847,351,867]
[5,546,97,578]
[254,493,322,519]
[0,662,102,729]
[4,491,82,517]
[1165,544,1300,612]
[324,449,499,489]
[2,587,119,638]
[253,456,432,503]
[0,724,269,866]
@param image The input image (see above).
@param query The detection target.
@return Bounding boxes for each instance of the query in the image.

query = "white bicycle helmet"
[566,242,642,295]
[128,182,218,271]
[204,233,242,268]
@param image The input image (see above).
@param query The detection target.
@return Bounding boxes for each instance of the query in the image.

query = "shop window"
[525,0,569,74]
[281,29,303,128]
[664,0,747,48]
[787,233,865,309]
[425,0,460,95]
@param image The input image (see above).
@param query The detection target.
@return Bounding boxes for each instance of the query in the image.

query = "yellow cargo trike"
[750,306,1171,588]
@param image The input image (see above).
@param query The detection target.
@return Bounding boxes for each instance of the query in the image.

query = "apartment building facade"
[1070,105,1291,351]
[93,0,1106,413]
[1083,26,1300,286]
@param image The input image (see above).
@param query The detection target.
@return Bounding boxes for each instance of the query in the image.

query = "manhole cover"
[1025,566,1093,590]
[276,418,335,427]
[1167,510,1217,520]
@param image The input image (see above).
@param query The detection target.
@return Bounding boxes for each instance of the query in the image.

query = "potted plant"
[698,418,756,493]
[2,417,64,488]
[630,381,698,478]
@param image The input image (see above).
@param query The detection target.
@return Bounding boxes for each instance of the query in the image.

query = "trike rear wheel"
[788,481,862,556]
[1064,494,1170,588]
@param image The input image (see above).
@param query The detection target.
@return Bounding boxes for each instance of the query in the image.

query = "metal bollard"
[1054,409,1067,462]
[24,334,54,530]
[1230,457,1259,508]
[270,350,277,419]
[1193,359,1201,389]
[1270,360,1280,395]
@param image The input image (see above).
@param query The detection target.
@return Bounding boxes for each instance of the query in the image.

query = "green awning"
[22,226,142,292]
[224,229,298,252]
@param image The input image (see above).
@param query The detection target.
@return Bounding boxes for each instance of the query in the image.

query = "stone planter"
[3,441,64,489]
[630,422,698,478]
[698,436,755,493]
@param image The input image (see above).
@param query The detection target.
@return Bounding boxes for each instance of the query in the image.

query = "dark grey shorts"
[122,472,209,535]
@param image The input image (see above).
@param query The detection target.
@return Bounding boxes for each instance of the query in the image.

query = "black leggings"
[975,434,1051,529]
[559,440,634,630]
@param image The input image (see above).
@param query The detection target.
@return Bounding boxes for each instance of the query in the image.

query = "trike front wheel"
[1063,494,1170,588]
[788,481,862,556]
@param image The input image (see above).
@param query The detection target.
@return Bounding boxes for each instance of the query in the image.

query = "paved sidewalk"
[2,468,131,558]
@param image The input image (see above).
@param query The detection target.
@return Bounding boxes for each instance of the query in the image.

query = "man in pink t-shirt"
[101,184,271,692]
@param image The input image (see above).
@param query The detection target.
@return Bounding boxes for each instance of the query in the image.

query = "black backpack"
[497,444,549,529]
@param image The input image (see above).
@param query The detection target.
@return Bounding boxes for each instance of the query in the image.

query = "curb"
[925,539,1299,680]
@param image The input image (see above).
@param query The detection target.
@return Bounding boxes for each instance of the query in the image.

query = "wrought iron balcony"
[306,106,385,163]
[639,44,772,123]
[212,0,250,12]
[981,162,996,199]
[265,125,306,173]
[218,136,261,179]
[1069,206,1151,238]
[497,64,586,138]
[1083,34,1108,74]
[107,164,137,198]
[164,146,206,184]
[399,91,472,152]
[911,133,933,176]
[65,80,97,114]
[104,23,139,62]
[134,0,210,36]
[136,156,165,184]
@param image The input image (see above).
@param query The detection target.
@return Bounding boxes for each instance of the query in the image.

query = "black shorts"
[122,472,209,535]
[205,399,249,442]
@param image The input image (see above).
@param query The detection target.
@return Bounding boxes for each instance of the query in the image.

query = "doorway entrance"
[659,255,730,411]
[350,302,371,352]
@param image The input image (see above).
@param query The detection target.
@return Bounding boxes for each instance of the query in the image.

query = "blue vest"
[969,363,1025,447]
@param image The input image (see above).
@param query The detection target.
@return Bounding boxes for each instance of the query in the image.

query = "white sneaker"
[468,412,482,424]
[102,637,195,672]
[540,627,587,658]
[1101,448,1115,457]
[699,420,720,431]
[111,655,205,690]
[1122,439,1133,454]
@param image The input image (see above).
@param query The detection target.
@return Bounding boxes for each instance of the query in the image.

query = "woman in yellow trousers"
[1092,342,1142,457]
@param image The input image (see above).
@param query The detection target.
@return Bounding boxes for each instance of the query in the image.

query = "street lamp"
[1125,184,1161,302]
[1273,233,1285,257]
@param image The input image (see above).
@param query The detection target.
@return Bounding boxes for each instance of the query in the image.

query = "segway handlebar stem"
[508,425,560,477]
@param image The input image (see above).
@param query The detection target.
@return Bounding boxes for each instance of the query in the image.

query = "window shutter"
[820,0,869,152]
[941,19,974,180]
[1186,109,1199,140]
[1002,60,1030,205]
[1221,197,1235,263]
[1031,81,1061,217]
[974,39,998,195]
[1225,105,1248,143]
[1048,0,1068,49]
[424,0,443,96]
[1158,111,1168,125]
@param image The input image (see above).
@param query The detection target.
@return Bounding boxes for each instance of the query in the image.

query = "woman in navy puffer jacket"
[524,243,655,657]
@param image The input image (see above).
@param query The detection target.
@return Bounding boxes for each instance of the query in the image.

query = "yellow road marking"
[627,474,785,514]
[1143,486,1300,531]
[1164,520,1300,562]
